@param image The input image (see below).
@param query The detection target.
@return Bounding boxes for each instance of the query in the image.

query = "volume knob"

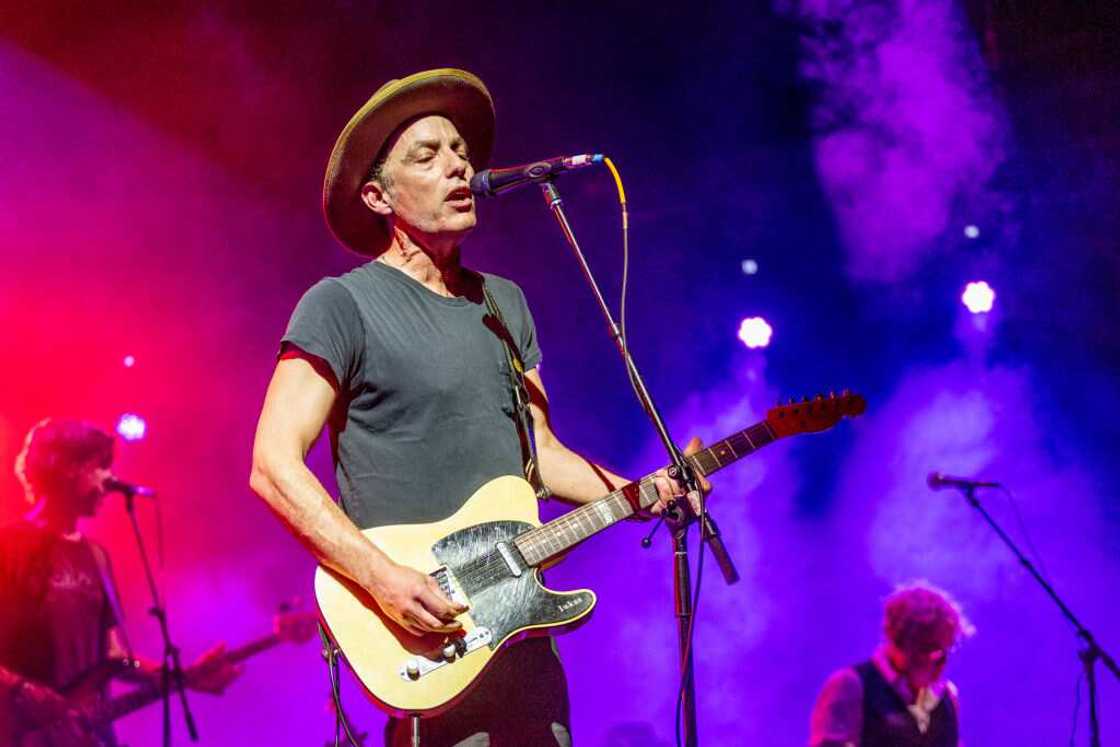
[405,660,421,679]
[442,643,458,661]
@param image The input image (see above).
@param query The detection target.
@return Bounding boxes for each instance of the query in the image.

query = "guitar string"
[449,417,828,592]
[449,488,641,589]
[446,430,774,590]
[449,469,686,589]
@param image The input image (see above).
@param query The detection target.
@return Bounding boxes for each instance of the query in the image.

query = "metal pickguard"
[431,520,595,646]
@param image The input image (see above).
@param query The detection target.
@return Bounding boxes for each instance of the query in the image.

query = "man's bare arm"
[524,368,627,503]
[525,368,707,508]
[249,355,464,635]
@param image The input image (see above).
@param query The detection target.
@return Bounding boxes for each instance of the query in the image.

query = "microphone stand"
[956,485,1118,747]
[539,179,740,746]
[124,492,199,746]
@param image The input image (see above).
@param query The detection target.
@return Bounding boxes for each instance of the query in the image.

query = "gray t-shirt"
[282,261,541,529]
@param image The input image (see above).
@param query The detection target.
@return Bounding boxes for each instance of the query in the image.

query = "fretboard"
[513,420,777,566]
[96,633,283,725]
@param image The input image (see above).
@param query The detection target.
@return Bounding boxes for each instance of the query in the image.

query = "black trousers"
[385,636,571,747]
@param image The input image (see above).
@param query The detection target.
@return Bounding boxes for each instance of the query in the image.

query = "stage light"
[961,281,995,314]
[116,413,147,441]
[741,259,759,275]
[737,316,773,349]
[123,355,136,368]
[963,224,980,239]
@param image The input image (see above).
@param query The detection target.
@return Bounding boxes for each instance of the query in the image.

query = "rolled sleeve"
[513,284,542,371]
[280,278,364,391]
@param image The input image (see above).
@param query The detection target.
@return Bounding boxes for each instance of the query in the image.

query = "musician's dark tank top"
[855,660,959,747]
[281,261,541,529]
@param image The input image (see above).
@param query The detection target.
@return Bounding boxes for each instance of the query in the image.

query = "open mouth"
[446,187,473,203]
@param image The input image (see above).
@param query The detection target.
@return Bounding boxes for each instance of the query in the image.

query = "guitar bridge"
[398,626,493,681]
[429,566,468,607]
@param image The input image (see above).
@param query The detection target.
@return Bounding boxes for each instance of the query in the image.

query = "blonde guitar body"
[314,475,597,717]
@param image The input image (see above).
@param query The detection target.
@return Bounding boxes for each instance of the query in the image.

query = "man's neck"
[877,645,922,704]
[34,500,81,537]
[377,227,470,297]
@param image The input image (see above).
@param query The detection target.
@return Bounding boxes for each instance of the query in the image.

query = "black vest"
[855,660,959,747]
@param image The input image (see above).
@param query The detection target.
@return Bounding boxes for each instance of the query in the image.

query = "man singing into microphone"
[0,418,241,746]
[250,68,705,745]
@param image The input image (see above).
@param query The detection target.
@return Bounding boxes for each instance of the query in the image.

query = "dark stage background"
[2,1,1118,744]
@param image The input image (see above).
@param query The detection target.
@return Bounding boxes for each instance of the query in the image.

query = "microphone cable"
[600,158,710,747]
[602,157,630,363]
[602,157,645,417]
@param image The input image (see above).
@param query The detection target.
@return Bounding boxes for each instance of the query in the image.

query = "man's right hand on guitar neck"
[366,561,468,637]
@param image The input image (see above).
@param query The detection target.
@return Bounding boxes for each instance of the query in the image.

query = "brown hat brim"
[322,69,495,256]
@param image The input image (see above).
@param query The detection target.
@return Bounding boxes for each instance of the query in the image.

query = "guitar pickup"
[496,541,524,577]
[398,627,493,681]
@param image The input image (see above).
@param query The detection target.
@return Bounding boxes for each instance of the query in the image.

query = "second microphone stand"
[957,484,1118,747]
[123,492,198,746]
[539,179,739,747]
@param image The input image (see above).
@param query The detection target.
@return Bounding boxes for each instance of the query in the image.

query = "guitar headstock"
[766,390,866,438]
[274,598,319,644]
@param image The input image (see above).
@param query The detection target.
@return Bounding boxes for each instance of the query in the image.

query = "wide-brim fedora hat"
[322,68,495,257]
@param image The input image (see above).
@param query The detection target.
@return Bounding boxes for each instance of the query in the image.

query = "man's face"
[66,455,113,518]
[372,115,477,244]
[888,640,950,690]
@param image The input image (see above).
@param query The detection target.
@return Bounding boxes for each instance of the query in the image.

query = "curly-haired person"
[809,582,975,747]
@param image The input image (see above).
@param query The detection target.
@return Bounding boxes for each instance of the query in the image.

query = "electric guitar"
[315,391,866,716]
[7,607,318,747]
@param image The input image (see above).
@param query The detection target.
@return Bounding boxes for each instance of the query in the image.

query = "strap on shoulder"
[87,540,133,659]
[481,281,550,501]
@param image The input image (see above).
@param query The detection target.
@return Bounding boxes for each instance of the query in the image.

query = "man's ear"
[360,181,393,217]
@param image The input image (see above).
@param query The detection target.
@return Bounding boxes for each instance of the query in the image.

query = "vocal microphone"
[104,476,157,498]
[470,153,604,197]
[926,472,1001,491]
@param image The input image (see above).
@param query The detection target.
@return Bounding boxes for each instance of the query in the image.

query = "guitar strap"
[481,280,550,501]
[88,540,134,659]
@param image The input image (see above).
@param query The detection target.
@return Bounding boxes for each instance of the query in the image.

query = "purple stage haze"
[2,3,1119,746]
[786,0,1012,283]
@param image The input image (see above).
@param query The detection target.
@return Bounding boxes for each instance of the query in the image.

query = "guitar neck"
[96,633,282,725]
[513,420,777,566]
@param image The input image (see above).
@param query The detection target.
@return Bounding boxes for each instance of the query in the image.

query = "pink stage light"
[961,281,996,314]
[737,316,773,349]
[116,413,147,441]
[123,354,136,368]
